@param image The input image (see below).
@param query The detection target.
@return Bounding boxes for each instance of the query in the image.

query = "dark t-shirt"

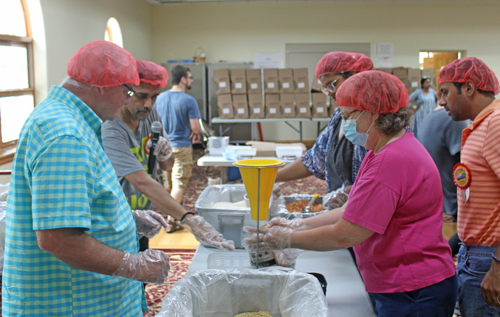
[326,119,354,189]
[417,108,469,217]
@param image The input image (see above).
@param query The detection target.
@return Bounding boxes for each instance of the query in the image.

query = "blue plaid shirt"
[3,86,146,316]
[302,108,368,192]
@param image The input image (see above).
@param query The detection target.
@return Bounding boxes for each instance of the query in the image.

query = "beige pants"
[163,146,193,191]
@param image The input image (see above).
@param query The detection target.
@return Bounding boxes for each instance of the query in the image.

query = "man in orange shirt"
[439,57,500,317]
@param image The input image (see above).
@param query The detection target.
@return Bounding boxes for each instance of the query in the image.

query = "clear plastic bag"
[276,194,328,220]
[156,268,328,317]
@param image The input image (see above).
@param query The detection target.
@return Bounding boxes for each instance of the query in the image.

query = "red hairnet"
[67,41,140,87]
[336,70,409,114]
[315,52,373,78]
[137,60,169,88]
[438,57,499,94]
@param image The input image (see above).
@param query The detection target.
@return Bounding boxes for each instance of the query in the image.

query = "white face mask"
[342,111,373,147]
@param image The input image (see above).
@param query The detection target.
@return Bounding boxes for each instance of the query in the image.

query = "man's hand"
[132,210,168,239]
[147,136,173,161]
[112,249,170,285]
[180,215,235,251]
[190,132,201,144]
[481,260,500,306]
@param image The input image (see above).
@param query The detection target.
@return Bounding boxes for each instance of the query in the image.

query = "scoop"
[302,194,320,213]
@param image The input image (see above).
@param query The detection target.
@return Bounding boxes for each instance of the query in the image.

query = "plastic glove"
[323,187,350,210]
[112,249,170,284]
[147,136,173,162]
[273,248,304,268]
[132,210,168,239]
[181,215,235,251]
[263,217,306,230]
[243,226,293,251]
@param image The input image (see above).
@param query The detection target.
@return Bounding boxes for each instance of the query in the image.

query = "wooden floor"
[149,227,199,250]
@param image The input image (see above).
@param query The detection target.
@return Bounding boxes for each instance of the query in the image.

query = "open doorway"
[419,50,467,82]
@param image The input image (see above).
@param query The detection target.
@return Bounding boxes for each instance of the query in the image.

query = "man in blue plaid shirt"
[2,41,170,316]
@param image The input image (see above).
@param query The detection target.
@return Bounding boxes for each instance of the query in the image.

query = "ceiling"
[142,0,452,4]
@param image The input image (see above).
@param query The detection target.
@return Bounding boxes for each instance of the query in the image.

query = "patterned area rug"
[144,250,195,316]
[183,148,328,215]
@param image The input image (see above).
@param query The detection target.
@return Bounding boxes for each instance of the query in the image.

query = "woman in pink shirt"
[246,70,458,316]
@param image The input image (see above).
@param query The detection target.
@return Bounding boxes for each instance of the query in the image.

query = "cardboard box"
[264,69,279,93]
[265,94,280,118]
[377,68,393,74]
[293,68,309,93]
[280,93,295,118]
[246,141,307,157]
[214,69,231,95]
[279,68,294,93]
[246,69,262,94]
[407,68,422,94]
[392,67,408,80]
[311,78,323,92]
[232,94,249,119]
[248,94,265,119]
[295,93,311,118]
[311,93,329,118]
[421,68,435,77]
[230,69,247,94]
[217,94,233,119]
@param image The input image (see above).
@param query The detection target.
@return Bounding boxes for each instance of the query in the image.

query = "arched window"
[0,0,34,158]
[104,17,123,48]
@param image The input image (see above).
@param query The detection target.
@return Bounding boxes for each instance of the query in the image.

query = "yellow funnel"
[234,159,284,221]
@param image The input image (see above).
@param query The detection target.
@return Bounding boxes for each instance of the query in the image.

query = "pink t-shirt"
[343,131,456,293]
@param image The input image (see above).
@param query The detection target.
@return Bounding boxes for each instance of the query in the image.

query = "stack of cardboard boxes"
[216,68,321,119]
[377,67,437,95]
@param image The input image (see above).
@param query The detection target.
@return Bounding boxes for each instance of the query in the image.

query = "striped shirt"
[458,99,500,246]
[2,85,145,316]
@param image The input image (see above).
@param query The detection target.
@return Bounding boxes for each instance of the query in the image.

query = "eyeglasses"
[341,110,364,122]
[122,84,136,97]
[321,79,338,96]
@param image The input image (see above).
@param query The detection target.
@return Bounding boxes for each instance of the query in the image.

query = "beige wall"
[151,0,500,141]
[40,0,154,90]
[152,0,500,69]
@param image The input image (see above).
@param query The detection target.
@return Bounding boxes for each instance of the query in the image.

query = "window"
[104,17,123,48]
[0,0,34,160]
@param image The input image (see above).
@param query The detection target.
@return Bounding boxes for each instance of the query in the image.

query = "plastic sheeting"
[155,268,328,317]
[276,194,327,220]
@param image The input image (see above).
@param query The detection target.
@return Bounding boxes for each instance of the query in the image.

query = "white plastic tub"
[195,185,272,248]
[275,146,303,160]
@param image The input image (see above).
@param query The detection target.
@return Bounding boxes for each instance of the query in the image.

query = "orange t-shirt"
[458,99,500,246]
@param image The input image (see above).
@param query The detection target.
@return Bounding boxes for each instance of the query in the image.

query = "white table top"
[212,117,331,123]
[197,155,294,167]
[187,246,376,317]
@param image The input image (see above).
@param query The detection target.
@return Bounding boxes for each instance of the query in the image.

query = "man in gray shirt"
[102,60,234,251]
[417,105,469,256]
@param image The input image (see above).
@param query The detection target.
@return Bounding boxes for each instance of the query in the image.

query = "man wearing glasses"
[276,52,373,210]
[102,61,234,252]
[3,42,171,316]
[155,65,202,231]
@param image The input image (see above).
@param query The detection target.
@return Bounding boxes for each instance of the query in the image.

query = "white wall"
[0,0,156,182]
[151,0,500,141]
[40,0,154,89]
